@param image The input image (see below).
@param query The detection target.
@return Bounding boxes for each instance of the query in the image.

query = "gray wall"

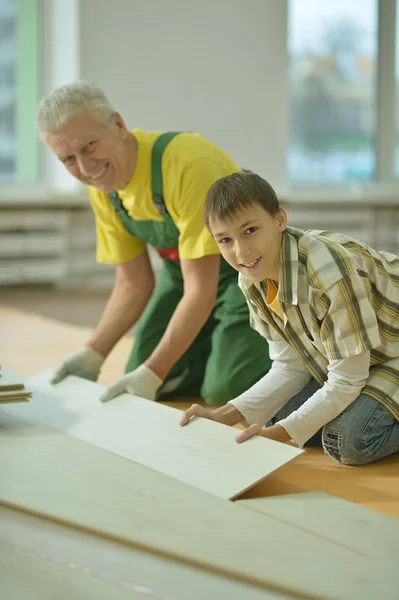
[79,0,288,190]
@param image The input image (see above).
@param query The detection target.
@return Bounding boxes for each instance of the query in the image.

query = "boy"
[180,172,399,465]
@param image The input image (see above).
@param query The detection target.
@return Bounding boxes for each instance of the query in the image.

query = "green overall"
[108,132,271,406]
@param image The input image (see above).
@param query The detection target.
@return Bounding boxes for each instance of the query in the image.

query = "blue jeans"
[270,379,399,466]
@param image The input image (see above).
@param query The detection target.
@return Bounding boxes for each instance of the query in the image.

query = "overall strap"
[108,188,124,211]
[108,131,183,217]
[151,132,182,216]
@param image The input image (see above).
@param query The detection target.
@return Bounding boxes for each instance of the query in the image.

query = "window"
[396,4,399,175]
[0,0,41,183]
[288,0,378,184]
[0,0,16,180]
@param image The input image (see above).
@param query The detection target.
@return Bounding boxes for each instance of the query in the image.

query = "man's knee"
[202,365,269,407]
[202,379,241,407]
[202,386,232,407]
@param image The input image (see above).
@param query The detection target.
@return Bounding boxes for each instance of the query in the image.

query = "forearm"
[279,353,370,447]
[228,339,311,424]
[230,363,311,425]
[179,400,245,428]
[88,281,152,357]
[212,403,245,426]
[145,291,214,380]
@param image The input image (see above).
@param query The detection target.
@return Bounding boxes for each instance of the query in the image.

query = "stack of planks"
[0,379,32,404]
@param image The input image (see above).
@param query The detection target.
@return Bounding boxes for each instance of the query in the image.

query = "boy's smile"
[240,256,262,273]
[209,204,287,283]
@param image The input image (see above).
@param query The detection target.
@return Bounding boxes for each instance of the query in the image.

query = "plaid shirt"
[239,227,399,422]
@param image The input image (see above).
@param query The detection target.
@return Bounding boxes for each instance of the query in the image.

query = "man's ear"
[113,112,129,139]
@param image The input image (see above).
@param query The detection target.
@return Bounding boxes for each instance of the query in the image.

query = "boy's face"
[209,204,287,283]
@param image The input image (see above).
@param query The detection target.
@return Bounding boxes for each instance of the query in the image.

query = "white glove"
[99,364,163,403]
[50,347,105,384]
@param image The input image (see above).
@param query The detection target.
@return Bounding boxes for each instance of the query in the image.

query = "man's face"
[45,112,132,192]
[209,204,287,283]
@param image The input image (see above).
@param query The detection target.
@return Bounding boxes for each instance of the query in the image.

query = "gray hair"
[36,81,115,136]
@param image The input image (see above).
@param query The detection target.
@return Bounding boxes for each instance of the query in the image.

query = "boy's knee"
[322,421,372,466]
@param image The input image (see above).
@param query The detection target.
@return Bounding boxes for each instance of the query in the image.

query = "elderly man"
[36,81,271,404]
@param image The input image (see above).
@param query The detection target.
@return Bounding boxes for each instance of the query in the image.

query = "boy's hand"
[235,423,290,444]
[179,404,216,426]
[235,423,263,443]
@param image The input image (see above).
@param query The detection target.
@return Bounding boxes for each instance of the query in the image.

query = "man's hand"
[235,423,291,444]
[99,364,163,403]
[179,404,217,426]
[50,347,105,384]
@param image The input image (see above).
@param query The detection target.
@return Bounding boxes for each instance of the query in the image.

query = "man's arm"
[144,254,220,380]
[88,251,155,357]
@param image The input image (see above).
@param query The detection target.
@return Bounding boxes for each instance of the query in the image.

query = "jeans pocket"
[322,429,344,462]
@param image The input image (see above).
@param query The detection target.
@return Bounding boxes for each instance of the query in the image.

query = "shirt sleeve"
[169,158,232,260]
[319,275,381,360]
[88,187,146,264]
[279,351,370,448]
[229,338,312,425]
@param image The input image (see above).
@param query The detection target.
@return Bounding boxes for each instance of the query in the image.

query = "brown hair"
[204,172,281,229]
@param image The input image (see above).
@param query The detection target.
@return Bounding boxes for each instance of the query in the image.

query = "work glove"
[50,347,105,384]
[99,364,163,403]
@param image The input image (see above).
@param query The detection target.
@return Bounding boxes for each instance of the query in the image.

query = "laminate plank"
[0,506,288,600]
[0,408,396,600]
[18,369,302,500]
[238,492,399,560]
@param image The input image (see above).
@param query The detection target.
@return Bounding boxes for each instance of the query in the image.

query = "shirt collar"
[239,228,300,306]
[278,228,299,305]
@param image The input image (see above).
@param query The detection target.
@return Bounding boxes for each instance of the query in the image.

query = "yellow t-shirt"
[88,130,241,264]
[266,280,284,320]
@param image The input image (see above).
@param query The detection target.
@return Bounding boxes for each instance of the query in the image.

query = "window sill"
[0,184,89,207]
[280,183,399,206]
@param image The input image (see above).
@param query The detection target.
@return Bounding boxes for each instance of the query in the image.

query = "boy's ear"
[277,207,288,231]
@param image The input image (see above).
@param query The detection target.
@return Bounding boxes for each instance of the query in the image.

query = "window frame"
[287,0,399,191]
[376,0,396,182]
[1,0,399,196]
[15,0,41,182]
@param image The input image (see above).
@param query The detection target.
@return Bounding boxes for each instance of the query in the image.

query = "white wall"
[79,0,288,190]
[42,0,82,193]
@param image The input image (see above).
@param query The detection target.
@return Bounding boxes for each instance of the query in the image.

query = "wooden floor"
[1,305,398,518]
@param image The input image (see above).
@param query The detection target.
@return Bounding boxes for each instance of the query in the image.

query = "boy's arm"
[235,351,371,446]
[179,402,245,427]
[228,339,311,425]
[272,273,378,447]
[276,351,370,447]
[180,339,310,426]
[238,273,379,446]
